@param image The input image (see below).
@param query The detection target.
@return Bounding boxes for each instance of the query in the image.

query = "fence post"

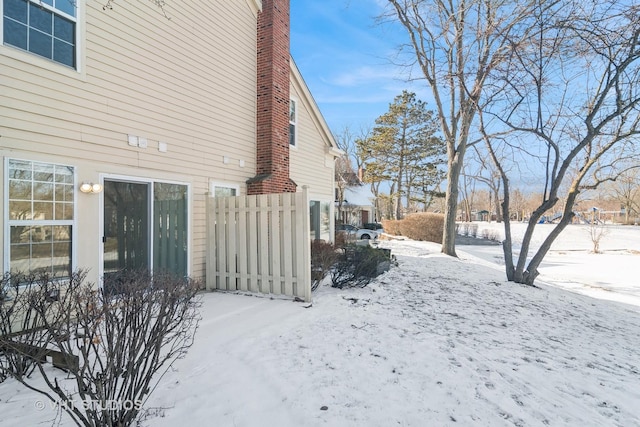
[205,194,215,290]
[300,186,312,302]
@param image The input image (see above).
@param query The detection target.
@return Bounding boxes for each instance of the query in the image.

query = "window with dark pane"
[2,0,76,68]
[289,99,297,146]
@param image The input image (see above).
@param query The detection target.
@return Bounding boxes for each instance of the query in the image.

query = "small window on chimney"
[289,99,297,147]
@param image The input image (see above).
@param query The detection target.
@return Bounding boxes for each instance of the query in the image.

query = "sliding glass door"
[103,179,188,288]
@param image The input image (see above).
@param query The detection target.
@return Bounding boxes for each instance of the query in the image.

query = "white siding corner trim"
[245,0,262,17]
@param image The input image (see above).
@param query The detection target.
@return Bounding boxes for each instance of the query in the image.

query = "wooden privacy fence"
[206,186,311,302]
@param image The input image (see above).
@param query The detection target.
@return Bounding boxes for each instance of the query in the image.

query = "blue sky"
[290,0,431,135]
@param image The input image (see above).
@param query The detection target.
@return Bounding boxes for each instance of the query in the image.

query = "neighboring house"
[335,162,376,227]
[339,185,376,227]
[1,0,338,285]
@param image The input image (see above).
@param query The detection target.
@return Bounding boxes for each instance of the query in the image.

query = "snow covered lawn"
[2,236,639,426]
[458,223,640,306]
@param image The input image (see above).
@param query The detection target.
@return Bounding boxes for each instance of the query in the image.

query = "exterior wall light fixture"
[80,182,103,194]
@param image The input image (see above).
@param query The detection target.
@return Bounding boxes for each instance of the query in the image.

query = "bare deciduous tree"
[606,168,640,224]
[335,154,361,224]
[481,0,640,285]
[509,189,531,222]
[385,0,539,256]
[459,172,479,222]
[468,145,505,222]
[335,126,374,224]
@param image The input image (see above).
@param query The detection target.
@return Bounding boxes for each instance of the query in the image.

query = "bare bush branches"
[330,245,391,289]
[587,220,609,254]
[311,241,340,291]
[0,270,201,426]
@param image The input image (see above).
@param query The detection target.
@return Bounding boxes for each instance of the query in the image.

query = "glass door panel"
[153,182,188,277]
[103,180,150,278]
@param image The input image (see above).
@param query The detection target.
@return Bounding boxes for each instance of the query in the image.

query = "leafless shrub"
[481,229,500,241]
[1,270,201,427]
[1,272,65,382]
[334,230,350,249]
[468,223,479,238]
[311,240,339,291]
[330,245,391,289]
[587,222,609,254]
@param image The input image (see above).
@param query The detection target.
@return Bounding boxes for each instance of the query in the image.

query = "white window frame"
[289,98,298,148]
[208,181,240,197]
[0,0,81,70]
[3,157,77,277]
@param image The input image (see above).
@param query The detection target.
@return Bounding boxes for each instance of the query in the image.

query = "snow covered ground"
[1,223,640,426]
[457,222,640,306]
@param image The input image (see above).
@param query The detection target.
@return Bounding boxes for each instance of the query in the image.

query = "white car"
[336,224,378,240]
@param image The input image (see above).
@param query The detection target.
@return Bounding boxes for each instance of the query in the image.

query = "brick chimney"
[247,0,297,195]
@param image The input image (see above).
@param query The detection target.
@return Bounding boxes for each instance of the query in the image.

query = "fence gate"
[206,186,311,302]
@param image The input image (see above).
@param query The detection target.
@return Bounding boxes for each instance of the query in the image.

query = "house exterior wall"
[1,0,261,282]
[289,64,338,242]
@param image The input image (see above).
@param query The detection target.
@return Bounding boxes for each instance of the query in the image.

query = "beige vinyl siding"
[1,0,260,280]
[2,1,259,163]
[288,63,339,242]
[289,82,335,202]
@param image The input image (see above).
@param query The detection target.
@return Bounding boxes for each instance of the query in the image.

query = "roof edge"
[290,57,339,152]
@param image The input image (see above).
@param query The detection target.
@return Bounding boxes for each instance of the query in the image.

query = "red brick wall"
[247,0,297,195]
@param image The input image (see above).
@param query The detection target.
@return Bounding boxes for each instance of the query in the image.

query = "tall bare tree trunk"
[501,187,515,281]
[442,149,465,256]
[493,187,502,222]
[387,0,541,259]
